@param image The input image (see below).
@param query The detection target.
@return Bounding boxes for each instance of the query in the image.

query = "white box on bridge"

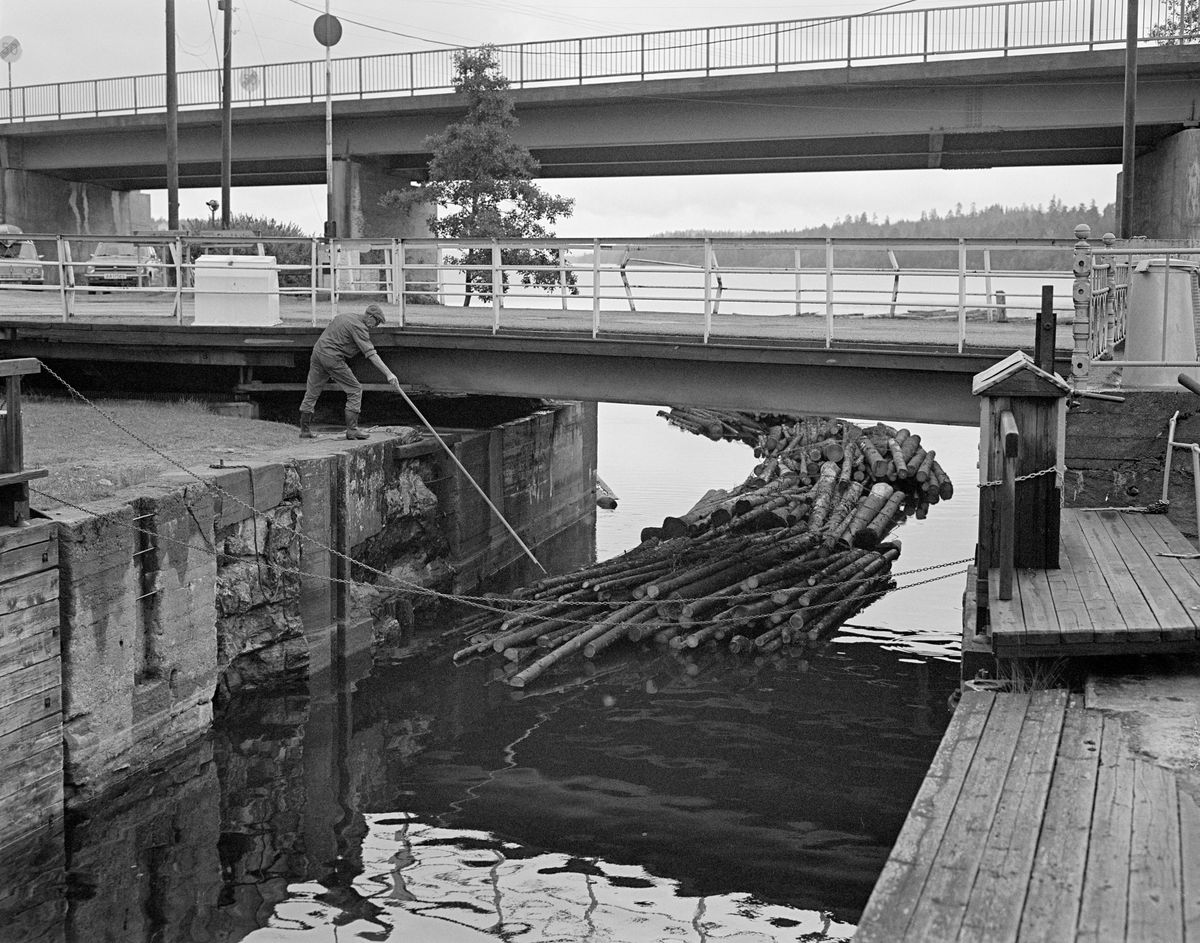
[192,254,281,326]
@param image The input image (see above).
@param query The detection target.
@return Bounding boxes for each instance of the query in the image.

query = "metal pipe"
[1120,0,1138,238]
[165,0,179,231]
[220,0,232,228]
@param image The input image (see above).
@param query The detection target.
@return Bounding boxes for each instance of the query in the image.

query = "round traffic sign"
[0,36,22,64]
[313,15,342,47]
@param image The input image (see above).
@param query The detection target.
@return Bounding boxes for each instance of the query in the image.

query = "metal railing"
[1069,226,1200,382]
[1,0,1194,122]
[0,232,1081,352]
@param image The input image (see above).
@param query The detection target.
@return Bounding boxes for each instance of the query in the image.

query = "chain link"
[977,464,1061,489]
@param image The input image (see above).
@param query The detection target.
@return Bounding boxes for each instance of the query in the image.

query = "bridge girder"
[4,46,1199,189]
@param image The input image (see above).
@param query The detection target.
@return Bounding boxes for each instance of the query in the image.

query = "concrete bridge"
[4,0,1200,241]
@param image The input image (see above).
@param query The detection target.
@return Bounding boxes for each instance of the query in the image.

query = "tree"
[180,213,313,286]
[379,46,575,305]
[1151,0,1200,43]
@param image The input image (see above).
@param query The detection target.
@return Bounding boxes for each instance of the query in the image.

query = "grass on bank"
[22,396,302,512]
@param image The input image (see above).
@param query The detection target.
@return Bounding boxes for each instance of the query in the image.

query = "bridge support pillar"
[329,158,433,296]
[0,167,151,236]
[1120,128,1200,240]
[331,158,430,241]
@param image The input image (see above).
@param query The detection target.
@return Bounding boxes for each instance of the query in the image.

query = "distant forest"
[630,198,1115,271]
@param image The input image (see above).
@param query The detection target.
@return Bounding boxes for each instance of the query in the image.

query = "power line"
[279,0,462,47]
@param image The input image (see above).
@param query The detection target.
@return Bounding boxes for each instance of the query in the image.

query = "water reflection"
[5,409,974,942]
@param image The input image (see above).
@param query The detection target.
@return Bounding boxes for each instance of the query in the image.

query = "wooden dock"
[987,509,1200,658]
[855,687,1200,943]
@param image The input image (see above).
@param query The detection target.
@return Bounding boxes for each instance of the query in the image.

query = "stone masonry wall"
[1064,389,1200,540]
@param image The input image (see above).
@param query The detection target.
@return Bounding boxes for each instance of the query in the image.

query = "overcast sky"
[0,0,1118,235]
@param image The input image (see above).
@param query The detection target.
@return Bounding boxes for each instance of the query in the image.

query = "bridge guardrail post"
[592,238,601,338]
[309,238,317,325]
[395,238,406,327]
[703,238,713,343]
[56,237,69,322]
[957,238,967,353]
[1071,223,1094,379]
[174,236,184,324]
[559,246,568,311]
[794,248,802,316]
[825,238,834,348]
[492,239,502,334]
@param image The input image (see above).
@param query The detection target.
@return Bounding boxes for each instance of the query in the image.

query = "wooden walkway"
[988,509,1200,658]
[855,688,1200,943]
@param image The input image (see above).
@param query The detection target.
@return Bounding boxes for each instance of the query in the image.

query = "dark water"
[15,406,973,943]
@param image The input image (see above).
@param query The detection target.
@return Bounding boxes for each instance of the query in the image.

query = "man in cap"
[299,303,401,440]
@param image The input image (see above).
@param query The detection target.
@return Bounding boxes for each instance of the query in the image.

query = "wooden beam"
[0,359,41,378]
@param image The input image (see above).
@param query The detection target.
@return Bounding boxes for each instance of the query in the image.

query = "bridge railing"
[0,0,1192,122]
[0,232,1082,353]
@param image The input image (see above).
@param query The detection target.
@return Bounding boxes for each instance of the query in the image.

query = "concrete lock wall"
[1064,390,1200,538]
[15,402,595,817]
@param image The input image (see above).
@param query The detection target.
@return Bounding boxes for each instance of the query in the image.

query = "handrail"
[0,231,1080,348]
[1,0,1193,123]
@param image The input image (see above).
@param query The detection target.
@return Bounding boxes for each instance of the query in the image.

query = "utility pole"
[165,0,179,230]
[219,0,233,229]
[1120,0,1138,238]
[325,0,334,238]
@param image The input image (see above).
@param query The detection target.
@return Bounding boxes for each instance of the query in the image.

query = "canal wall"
[1063,389,1200,539]
[0,400,596,930]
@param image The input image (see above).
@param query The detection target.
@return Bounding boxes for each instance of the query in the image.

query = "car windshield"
[0,241,34,260]
[94,243,137,257]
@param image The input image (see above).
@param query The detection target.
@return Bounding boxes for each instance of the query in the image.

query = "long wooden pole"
[393,385,546,573]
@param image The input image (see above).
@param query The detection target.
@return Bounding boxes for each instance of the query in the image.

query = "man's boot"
[345,410,370,440]
[299,410,315,439]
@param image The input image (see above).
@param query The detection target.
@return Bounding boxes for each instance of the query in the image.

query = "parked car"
[0,225,44,286]
[83,243,160,289]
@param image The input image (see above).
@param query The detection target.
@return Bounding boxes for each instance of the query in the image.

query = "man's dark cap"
[365,303,385,323]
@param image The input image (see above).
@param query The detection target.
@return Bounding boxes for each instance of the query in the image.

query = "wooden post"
[998,409,1019,600]
[0,358,48,527]
[1071,224,1093,379]
[1034,285,1055,374]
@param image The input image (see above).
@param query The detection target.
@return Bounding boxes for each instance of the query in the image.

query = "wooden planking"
[988,568,1027,642]
[1016,702,1102,943]
[0,537,56,583]
[0,713,60,800]
[1128,758,1184,943]
[1076,715,1136,943]
[902,693,1032,942]
[0,568,58,617]
[1014,568,1061,645]
[1073,512,1162,641]
[1042,549,1095,645]
[854,690,995,943]
[0,682,61,740]
[1125,514,1200,641]
[0,599,59,678]
[0,521,56,555]
[1180,784,1200,943]
[1059,515,1127,638]
[0,769,63,848]
[958,688,1069,943]
[0,656,59,712]
[1090,511,1198,636]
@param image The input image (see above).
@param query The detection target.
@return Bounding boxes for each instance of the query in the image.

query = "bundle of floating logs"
[451,413,952,689]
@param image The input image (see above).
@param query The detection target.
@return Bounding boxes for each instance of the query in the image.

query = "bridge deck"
[988,509,1200,658]
[854,687,1200,943]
